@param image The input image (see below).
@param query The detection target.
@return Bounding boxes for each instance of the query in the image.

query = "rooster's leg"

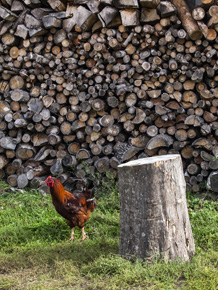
[69,227,75,241]
[81,227,88,241]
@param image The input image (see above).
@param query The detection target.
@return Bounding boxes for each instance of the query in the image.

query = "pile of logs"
[1,0,218,193]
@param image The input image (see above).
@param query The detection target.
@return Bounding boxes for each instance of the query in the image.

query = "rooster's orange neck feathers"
[49,178,73,203]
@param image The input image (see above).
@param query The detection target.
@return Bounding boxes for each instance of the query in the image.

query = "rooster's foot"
[81,234,88,241]
[69,228,75,241]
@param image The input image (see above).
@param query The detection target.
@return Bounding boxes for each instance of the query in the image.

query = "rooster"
[45,176,97,241]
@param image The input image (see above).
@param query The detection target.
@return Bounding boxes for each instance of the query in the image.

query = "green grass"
[0,179,218,290]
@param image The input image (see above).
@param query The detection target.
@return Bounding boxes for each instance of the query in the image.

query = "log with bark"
[118,155,195,261]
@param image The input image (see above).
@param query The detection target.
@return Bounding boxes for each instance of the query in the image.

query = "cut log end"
[189,30,203,40]
[119,154,180,167]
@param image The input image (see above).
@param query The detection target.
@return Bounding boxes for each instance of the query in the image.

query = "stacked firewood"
[1,0,218,192]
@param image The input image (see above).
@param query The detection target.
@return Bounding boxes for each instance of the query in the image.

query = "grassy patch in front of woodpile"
[0,180,217,290]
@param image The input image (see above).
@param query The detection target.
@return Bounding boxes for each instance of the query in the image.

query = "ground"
[0,181,217,290]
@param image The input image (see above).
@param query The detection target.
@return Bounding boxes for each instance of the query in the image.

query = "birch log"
[118,155,195,261]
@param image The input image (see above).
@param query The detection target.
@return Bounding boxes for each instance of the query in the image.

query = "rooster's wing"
[63,191,86,214]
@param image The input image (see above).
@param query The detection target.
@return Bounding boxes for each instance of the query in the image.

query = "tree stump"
[118,154,195,261]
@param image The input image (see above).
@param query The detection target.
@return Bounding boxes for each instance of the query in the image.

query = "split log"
[0,155,9,169]
[114,0,139,9]
[140,0,160,8]
[98,6,118,27]
[42,15,62,29]
[0,137,17,150]
[50,159,63,175]
[0,6,17,21]
[140,8,160,23]
[146,134,174,150]
[74,6,97,31]
[120,10,140,26]
[207,172,218,192]
[160,1,176,17]
[47,0,65,11]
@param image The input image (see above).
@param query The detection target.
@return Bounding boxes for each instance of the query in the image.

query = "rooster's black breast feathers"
[64,196,83,213]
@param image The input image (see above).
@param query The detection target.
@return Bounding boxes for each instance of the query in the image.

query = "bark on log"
[170,0,203,40]
[118,155,195,261]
